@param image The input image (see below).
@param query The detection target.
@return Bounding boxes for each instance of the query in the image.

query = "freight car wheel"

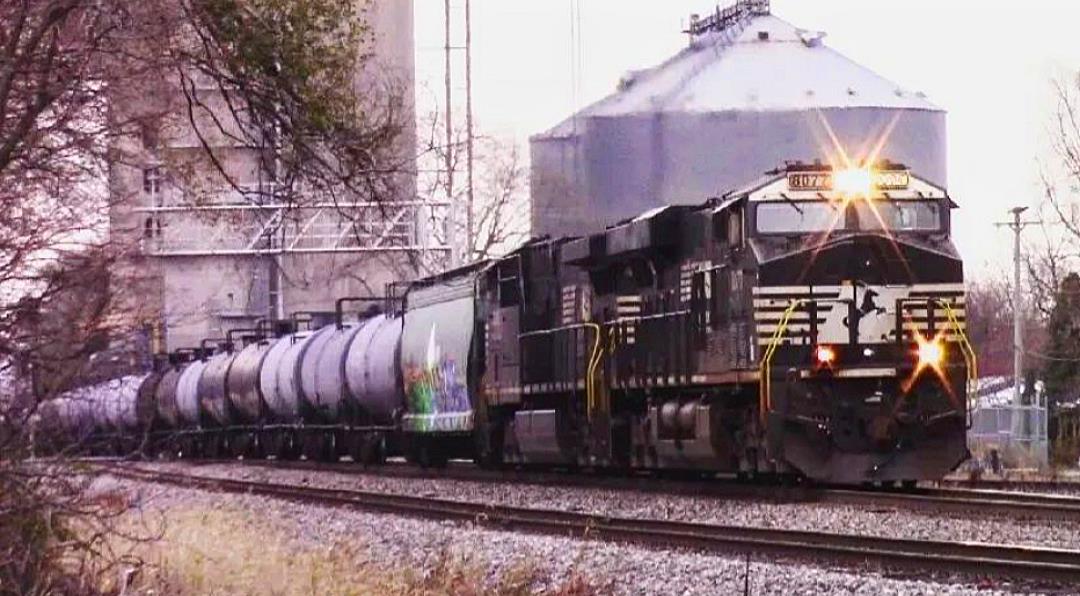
[343,433,368,464]
[178,436,198,459]
[301,433,334,462]
[229,433,253,458]
[282,432,302,461]
[413,439,448,469]
[357,435,387,466]
[260,431,286,460]
[203,433,225,459]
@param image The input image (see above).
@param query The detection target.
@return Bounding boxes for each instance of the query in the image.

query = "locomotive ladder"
[935,298,979,426]
[758,299,805,426]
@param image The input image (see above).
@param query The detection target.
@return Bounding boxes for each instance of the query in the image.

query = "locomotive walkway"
[101,462,1080,584]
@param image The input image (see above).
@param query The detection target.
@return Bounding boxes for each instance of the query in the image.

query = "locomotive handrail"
[937,299,978,428]
[757,296,978,430]
[758,299,805,426]
[519,322,605,420]
[896,296,977,425]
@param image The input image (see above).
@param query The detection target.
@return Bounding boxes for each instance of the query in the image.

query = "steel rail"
[76,456,1080,523]
[102,462,1080,584]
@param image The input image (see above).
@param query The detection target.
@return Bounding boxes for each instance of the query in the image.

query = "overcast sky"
[414,1,1080,278]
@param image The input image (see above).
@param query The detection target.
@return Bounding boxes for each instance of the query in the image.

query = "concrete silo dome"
[530,9,945,237]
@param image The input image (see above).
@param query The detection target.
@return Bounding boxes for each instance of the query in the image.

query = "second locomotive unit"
[42,161,974,485]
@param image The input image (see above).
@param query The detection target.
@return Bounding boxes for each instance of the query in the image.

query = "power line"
[1025,349,1080,363]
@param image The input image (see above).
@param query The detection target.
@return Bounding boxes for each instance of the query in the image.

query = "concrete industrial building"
[108,1,430,352]
[530,1,947,237]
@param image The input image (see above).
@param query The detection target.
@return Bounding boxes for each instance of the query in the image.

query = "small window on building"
[143,217,163,240]
[140,121,160,150]
[143,166,163,194]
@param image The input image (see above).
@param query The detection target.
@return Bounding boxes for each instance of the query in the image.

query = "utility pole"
[444,0,456,267]
[464,0,475,263]
[995,207,1040,443]
[442,0,475,267]
[1009,206,1027,413]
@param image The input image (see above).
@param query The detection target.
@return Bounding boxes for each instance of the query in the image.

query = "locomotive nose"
[827,385,907,453]
[800,235,910,286]
[760,233,964,288]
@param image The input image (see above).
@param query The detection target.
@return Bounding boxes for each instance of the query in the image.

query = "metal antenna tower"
[443,0,475,266]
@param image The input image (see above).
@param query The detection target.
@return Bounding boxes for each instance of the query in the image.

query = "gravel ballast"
[100,475,1045,596]
[139,461,1080,552]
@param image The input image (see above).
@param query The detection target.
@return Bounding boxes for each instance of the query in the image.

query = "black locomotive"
[37,161,974,484]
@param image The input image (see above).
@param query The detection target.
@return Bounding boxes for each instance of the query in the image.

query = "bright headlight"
[834,167,873,196]
[815,345,837,365]
[917,337,945,367]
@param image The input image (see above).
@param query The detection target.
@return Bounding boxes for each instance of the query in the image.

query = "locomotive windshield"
[756,202,841,234]
[856,201,941,232]
[755,200,942,235]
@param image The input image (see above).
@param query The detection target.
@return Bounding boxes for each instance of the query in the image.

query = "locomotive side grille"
[680,261,712,304]
[616,295,642,344]
[562,285,591,325]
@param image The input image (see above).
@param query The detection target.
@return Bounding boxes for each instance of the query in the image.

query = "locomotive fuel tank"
[343,314,404,424]
[197,351,238,427]
[175,359,208,427]
[227,340,275,423]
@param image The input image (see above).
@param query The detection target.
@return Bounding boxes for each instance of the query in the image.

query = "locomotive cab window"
[854,200,941,232]
[754,199,943,235]
[755,202,842,234]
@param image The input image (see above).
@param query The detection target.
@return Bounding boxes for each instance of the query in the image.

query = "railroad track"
[100,462,1080,584]
[95,456,1080,524]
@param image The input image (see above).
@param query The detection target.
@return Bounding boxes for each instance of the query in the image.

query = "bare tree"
[966,277,1015,378]
[417,110,530,270]
[1029,74,1080,303]
[0,1,413,591]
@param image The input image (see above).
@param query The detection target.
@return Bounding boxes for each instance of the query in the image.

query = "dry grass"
[102,502,605,596]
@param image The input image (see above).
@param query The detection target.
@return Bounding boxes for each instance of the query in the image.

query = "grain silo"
[530,1,946,237]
